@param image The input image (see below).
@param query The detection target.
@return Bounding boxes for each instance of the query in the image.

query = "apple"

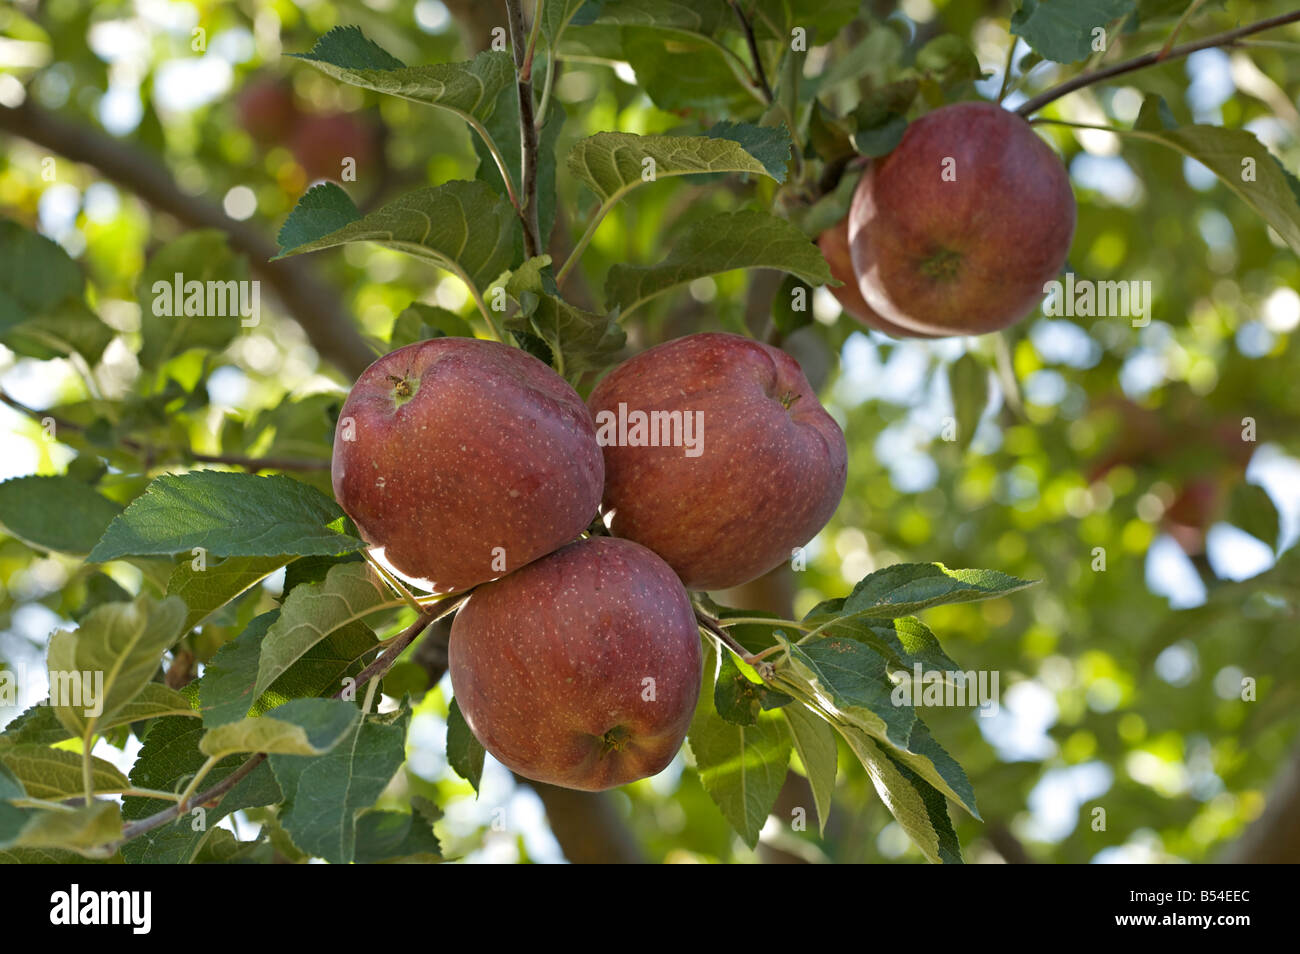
[817,213,938,339]
[236,76,299,146]
[588,332,847,590]
[290,112,380,181]
[331,337,603,592]
[448,536,702,791]
[847,101,1075,336]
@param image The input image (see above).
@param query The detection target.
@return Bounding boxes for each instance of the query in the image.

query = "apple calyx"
[599,726,632,754]
[387,372,419,409]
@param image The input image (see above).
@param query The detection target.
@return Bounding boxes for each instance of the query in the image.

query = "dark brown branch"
[0,388,329,472]
[505,0,543,258]
[728,1,775,104]
[1015,10,1300,118]
[0,99,373,380]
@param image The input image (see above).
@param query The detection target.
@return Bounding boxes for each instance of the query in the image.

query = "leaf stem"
[362,550,424,614]
[715,615,812,631]
[1015,10,1300,118]
[506,0,544,259]
[727,0,774,104]
[996,39,1017,104]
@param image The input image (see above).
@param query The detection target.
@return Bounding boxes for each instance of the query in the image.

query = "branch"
[0,99,374,380]
[0,388,329,472]
[1221,742,1300,863]
[505,0,543,258]
[728,0,775,104]
[1015,10,1300,118]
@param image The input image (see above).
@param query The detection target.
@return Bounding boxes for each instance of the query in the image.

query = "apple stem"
[1015,10,1300,118]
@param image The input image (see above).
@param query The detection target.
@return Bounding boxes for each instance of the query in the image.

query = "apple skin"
[817,213,939,339]
[290,112,379,181]
[848,101,1076,336]
[236,77,299,146]
[588,332,847,591]
[449,536,702,791]
[331,337,603,593]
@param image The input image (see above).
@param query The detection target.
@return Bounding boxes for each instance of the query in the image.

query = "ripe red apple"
[588,332,847,590]
[848,101,1076,336]
[449,536,702,791]
[236,77,299,146]
[331,337,603,592]
[290,112,380,181]
[817,213,938,339]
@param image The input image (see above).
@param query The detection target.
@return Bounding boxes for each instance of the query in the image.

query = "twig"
[1015,10,1300,118]
[728,1,775,104]
[1158,0,1208,61]
[505,0,544,259]
[0,389,329,472]
[996,39,1017,104]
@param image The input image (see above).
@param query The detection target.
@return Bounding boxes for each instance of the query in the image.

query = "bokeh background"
[1,0,1298,863]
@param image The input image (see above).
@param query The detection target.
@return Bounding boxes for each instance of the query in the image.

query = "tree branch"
[728,0,775,104]
[1015,10,1300,118]
[505,0,543,258]
[0,99,374,380]
[1221,742,1300,863]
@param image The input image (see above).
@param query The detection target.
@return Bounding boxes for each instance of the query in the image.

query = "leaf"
[781,703,837,835]
[254,562,389,701]
[801,614,962,676]
[567,131,776,208]
[915,34,983,85]
[496,256,626,375]
[852,114,908,158]
[1,801,122,858]
[354,809,442,863]
[292,27,513,125]
[88,471,366,563]
[704,122,792,182]
[948,353,989,450]
[714,651,792,726]
[275,180,517,293]
[270,709,410,864]
[0,746,129,799]
[446,698,485,794]
[0,476,123,555]
[199,698,360,760]
[474,84,567,246]
[0,684,196,747]
[1118,125,1300,256]
[780,637,915,749]
[167,554,290,633]
[541,0,588,45]
[835,563,1036,621]
[121,715,281,864]
[687,698,791,849]
[46,595,187,739]
[1226,483,1279,550]
[604,210,835,317]
[388,302,476,348]
[0,218,112,363]
[839,727,963,864]
[1011,0,1135,64]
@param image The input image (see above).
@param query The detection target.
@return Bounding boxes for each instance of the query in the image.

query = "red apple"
[848,101,1075,336]
[290,112,380,181]
[331,337,603,592]
[818,213,939,339]
[236,77,299,146]
[588,332,847,590]
[449,536,702,791]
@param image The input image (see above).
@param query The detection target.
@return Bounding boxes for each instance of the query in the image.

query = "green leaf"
[0,476,123,554]
[292,27,513,124]
[274,181,362,253]
[275,180,517,293]
[801,614,962,676]
[388,302,476,348]
[121,716,281,864]
[568,131,776,208]
[270,709,410,864]
[254,562,389,701]
[496,256,626,375]
[1011,0,1135,64]
[836,563,1036,621]
[541,0,588,46]
[853,113,908,157]
[948,353,989,450]
[0,218,112,363]
[687,688,792,848]
[838,726,963,863]
[0,745,129,799]
[0,684,197,747]
[781,637,914,749]
[137,231,251,369]
[474,84,567,247]
[167,554,289,633]
[46,595,187,739]
[354,809,442,863]
[915,34,983,85]
[446,697,485,794]
[1134,92,1177,132]
[1226,483,1279,550]
[1117,125,1300,257]
[704,122,792,182]
[1,801,121,858]
[604,210,835,317]
[781,703,837,835]
[714,650,792,726]
[199,698,360,760]
[88,471,366,563]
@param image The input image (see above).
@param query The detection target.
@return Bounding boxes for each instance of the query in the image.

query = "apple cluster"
[331,332,847,790]
[821,102,1076,338]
